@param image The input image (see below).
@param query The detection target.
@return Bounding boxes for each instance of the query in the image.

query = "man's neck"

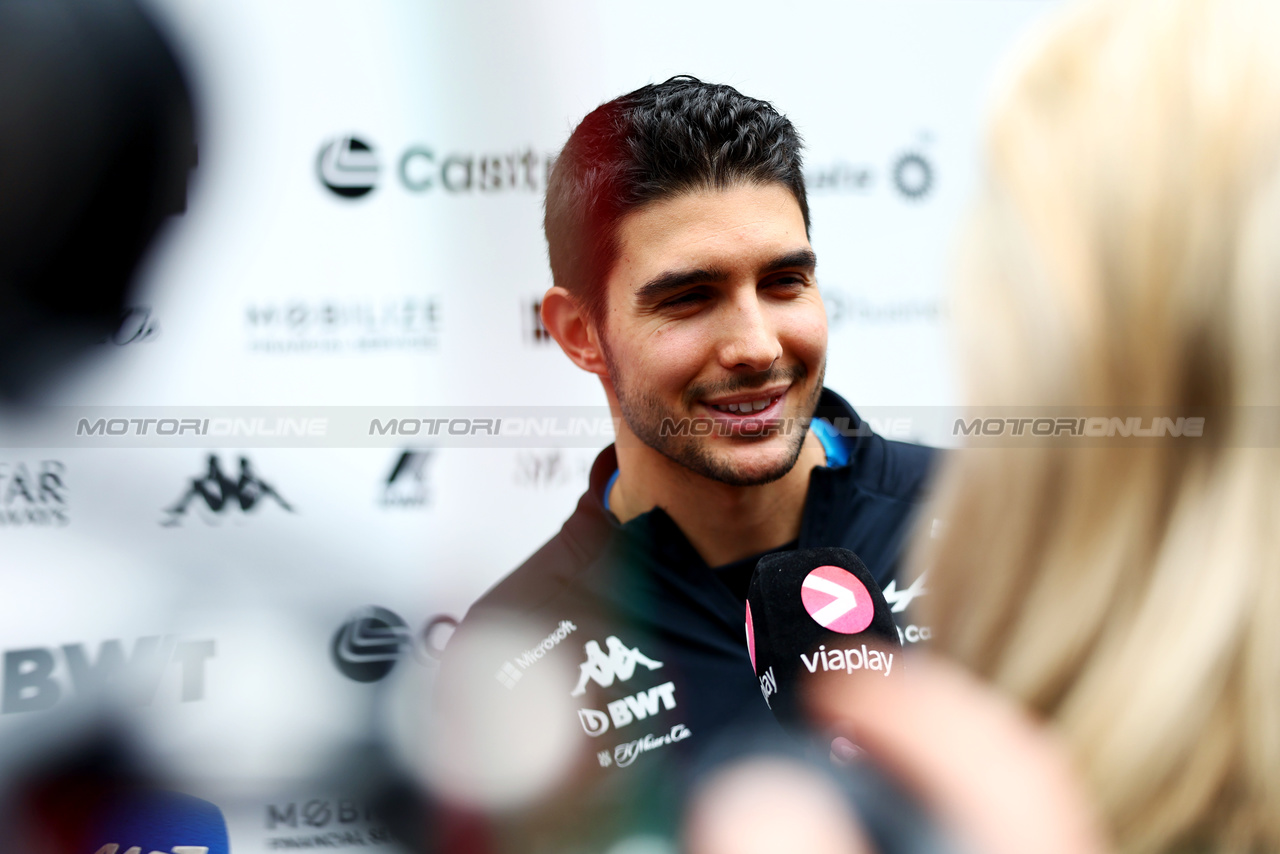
[608,428,827,568]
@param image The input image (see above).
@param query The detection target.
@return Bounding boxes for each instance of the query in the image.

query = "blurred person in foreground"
[0,0,209,850]
[711,0,1280,852]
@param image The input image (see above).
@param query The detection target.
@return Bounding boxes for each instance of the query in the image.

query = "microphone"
[89,789,230,854]
[745,547,902,730]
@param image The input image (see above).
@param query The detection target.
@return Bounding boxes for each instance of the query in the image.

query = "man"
[440,76,934,848]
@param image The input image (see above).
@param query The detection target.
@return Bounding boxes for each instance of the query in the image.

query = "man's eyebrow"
[633,248,818,304]
[634,266,731,303]
[762,248,818,274]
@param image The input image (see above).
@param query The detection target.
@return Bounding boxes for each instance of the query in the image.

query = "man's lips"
[698,385,790,421]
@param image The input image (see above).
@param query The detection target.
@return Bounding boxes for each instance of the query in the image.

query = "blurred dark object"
[0,0,197,401]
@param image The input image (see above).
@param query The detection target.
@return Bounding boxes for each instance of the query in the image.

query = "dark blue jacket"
[446,389,935,849]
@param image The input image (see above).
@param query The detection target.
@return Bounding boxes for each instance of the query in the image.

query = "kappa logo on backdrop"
[1,460,68,528]
[514,450,590,489]
[317,136,380,198]
[161,454,293,526]
[570,636,663,697]
[380,450,433,508]
[330,607,411,683]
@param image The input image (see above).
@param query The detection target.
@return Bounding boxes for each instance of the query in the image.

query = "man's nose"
[717,290,781,372]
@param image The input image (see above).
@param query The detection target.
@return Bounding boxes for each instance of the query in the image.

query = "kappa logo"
[162,455,293,526]
[882,571,928,614]
[570,636,662,697]
[577,681,677,737]
[800,566,875,634]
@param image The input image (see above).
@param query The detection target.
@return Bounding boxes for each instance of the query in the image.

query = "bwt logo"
[3,637,215,714]
[317,136,379,198]
[578,681,677,737]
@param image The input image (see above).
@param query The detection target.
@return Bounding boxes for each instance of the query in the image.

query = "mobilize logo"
[3,637,215,714]
[317,134,555,200]
[245,296,440,354]
[1,460,67,527]
[493,619,577,689]
[265,798,392,849]
[162,454,293,526]
[331,607,411,683]
[380,450,432,508]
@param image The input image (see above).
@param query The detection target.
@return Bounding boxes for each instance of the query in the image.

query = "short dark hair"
[544,76,809,322]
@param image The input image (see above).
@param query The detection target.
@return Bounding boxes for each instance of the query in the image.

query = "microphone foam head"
[746,547,901,727]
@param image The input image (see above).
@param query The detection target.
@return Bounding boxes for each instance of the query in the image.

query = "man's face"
[597,182,827,487]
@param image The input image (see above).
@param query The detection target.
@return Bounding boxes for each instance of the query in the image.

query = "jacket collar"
[563,388,867,570]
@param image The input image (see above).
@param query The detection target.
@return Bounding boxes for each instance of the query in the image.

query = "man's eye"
[662,291,708,308]
[768,275,807,290]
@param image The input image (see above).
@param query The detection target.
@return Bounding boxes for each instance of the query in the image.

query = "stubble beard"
[603,341,826,488]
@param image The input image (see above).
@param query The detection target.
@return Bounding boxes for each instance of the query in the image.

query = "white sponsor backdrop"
[0,1,1058,850]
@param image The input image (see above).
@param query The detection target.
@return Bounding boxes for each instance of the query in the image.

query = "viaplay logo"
[800,566,875,634]
[317,136,380,199]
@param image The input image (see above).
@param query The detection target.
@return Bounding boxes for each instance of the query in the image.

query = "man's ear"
[541,286,609,377]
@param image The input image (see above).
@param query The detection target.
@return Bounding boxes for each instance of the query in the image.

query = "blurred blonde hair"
[918,0,1280,851]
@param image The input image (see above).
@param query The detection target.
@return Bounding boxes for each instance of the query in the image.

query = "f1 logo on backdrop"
[800,566,875,634]
[317,135,379,198]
